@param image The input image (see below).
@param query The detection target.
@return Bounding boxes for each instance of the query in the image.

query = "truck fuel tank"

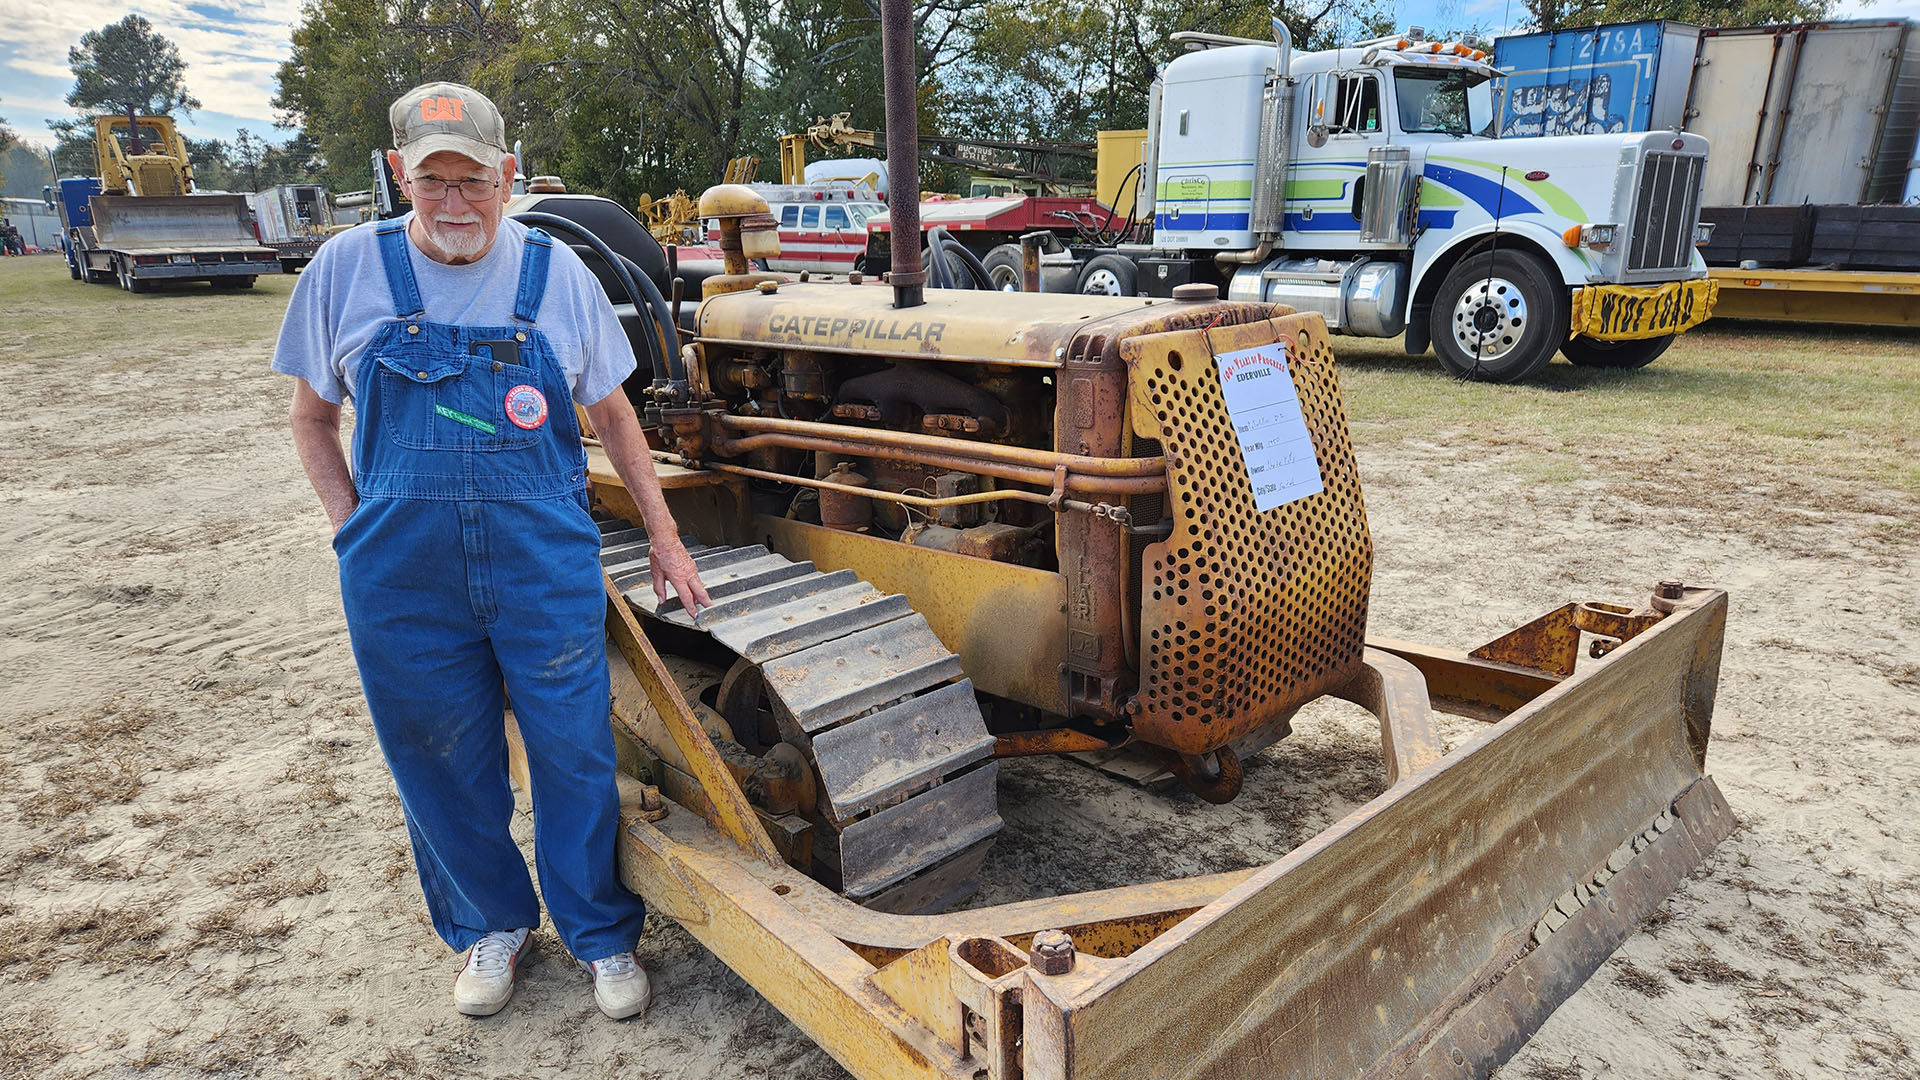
[1228,255,1409,337]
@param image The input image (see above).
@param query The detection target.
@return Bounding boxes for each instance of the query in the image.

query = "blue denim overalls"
[331,219,646,961]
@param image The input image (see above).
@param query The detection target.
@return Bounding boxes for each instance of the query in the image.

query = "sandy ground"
[1,272,1915,1079]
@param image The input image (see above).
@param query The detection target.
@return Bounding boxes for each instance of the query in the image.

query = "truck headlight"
[1693,222,1715,247]
[1561,224,1618,251]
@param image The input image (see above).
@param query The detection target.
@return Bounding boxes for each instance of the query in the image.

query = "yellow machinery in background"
[54,113,280,292]
[636,155,764,247]
[780,112,881,185]
[636,189,701,246]
[1094,128,1146,224]
[94,115,195,196]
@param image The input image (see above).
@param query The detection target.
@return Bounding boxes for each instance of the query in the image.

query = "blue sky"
[0,0,303,150]
[3,0,1916,152]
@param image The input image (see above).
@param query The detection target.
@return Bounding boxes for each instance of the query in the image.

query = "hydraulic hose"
[931,227,994,289]
[509,211,684,391]
[922,232,953,289]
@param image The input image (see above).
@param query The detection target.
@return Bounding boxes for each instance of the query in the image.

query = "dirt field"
[1,254,1915,1080]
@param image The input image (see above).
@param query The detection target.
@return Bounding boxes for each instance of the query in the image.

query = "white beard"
[422,214,488,258]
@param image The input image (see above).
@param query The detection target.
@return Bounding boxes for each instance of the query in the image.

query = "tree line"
[18,0,1831,205]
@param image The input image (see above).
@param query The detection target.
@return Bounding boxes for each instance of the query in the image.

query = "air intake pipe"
[879,0,925,309]
[1217,18,1294,268]
[1138,76,1163,227]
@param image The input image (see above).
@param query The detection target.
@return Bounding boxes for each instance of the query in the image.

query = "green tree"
[234,128,267,190]
[260,130,325,187]
[46,120,97,178]
[0,101,15,188]
[1525,0,1830,31]
[184,136,238,190]
[66,15,202,124]
[275,0,523,190]
[1,145,57,199]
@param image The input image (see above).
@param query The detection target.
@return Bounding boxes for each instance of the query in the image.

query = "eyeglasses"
[408,176,500,201]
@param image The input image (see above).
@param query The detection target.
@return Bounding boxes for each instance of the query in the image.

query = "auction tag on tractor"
[1213,341,1323,512]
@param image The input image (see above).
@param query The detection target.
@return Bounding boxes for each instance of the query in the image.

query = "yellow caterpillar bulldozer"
[498,8,1733,1074]
[51,115,280,291]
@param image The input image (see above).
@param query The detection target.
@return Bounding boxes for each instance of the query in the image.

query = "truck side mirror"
[42,185,55,211]
[1305,74,1330,147]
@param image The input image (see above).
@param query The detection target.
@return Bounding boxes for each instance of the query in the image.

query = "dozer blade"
[607,588,1732,1080]
[1035,589,1734,1080]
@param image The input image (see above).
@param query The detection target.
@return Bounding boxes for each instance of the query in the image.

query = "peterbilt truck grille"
[1626,152,1705,273]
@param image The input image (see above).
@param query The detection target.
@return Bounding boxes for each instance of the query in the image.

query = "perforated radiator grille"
[1119,313,1372,756]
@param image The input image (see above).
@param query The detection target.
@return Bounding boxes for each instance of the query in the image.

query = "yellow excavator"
[636,114,881,246]
[779,111,881,184]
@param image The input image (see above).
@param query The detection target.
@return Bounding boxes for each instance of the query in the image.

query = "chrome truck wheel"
[1430,250,1569,383]
[982,244,1025,291]
[1077,254,1137,297]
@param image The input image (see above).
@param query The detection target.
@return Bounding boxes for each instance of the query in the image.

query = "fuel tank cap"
[1171,282,1220,302]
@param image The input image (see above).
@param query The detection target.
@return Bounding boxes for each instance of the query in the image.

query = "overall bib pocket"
[375,354,541,453]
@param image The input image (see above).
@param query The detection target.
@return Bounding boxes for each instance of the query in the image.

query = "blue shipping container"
[1491,21,1701,138]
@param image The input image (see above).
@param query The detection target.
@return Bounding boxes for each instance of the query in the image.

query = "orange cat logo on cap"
[420,97,465,123]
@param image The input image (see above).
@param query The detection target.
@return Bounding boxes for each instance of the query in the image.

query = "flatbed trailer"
[54,184,283,292]
[1707,267,1920,327]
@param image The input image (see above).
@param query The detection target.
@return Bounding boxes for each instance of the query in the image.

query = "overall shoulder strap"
[512,227,554,325]
[374,220,425,319]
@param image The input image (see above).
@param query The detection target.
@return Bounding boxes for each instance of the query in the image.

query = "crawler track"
[596,516,1002,910]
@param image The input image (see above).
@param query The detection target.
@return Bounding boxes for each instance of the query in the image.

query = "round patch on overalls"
[504,385,549,430]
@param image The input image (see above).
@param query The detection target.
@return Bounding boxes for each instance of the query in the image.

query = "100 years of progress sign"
[1213,342,1324,512]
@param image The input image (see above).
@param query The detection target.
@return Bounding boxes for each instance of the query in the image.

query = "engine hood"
[1414,130,1707,227]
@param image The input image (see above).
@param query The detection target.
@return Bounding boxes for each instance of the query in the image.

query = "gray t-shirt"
[271,215,636,406]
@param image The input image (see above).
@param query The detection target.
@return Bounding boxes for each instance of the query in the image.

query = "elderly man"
[273,82,710,1020]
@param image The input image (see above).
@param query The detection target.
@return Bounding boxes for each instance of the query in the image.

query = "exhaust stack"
[1218,17,1296,267]
[879,0,925,309]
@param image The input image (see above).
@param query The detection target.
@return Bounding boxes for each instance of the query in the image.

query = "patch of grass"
[1612,958,1671,998]
[0,1006,68,1073]
[0,255,298,366]
[0,899,173,980]
[213,858,330,903]
[1337,321,1920,500]
[1666,950,1752,985]
[190,1007,307,1072]
[20,752,150,825]
[1499,450,1588,487]
[281,758,350,807]
[186,903,295,952]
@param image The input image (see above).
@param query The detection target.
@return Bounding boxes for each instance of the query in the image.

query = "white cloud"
[0,1,305,130]
[1835,0,1920,17]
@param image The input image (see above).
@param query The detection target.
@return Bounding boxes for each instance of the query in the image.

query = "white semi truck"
[986,23,1721,381]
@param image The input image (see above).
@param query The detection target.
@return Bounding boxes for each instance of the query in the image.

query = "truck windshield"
[1394,68,1490,136]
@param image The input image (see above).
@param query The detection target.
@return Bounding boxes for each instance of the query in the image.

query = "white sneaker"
[582,950,651,1020]
[453,928,531,1016]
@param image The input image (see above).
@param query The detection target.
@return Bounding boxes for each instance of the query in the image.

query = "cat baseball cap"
[390,82,508,171]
